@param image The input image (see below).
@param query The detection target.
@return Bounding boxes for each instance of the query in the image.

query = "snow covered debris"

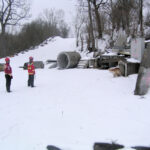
[127,58,140,63]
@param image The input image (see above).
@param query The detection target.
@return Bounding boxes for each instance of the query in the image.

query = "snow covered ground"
[0,37,150,150]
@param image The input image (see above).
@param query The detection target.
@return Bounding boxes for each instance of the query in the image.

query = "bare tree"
[74,5,86,47]
[41,8,65,28]
[40,8,69,38]
[87,0,95,51]
[90,0,108,39]
[139,0,143,37]
[106,0,139,36]
[0,0,30,35]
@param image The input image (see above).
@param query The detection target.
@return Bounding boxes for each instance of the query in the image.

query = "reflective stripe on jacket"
[4,64,12,75]
[28,63,35,75]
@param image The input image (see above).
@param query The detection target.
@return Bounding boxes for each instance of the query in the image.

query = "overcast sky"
[30,0,77,24]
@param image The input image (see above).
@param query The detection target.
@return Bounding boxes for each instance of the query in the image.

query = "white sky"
[30,0,77,24]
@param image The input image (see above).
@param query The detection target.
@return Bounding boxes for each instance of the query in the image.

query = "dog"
[109,67,122,77]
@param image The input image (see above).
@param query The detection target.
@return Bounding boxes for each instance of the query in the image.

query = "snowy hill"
[0,37,150,150]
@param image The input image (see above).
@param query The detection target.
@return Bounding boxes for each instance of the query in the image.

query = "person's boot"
[31,84,34,87]
[28,81,30,87]
[31,80,34,87]
[7,86,11,92]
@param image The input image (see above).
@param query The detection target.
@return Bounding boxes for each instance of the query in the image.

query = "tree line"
[0,0,69,57]
[74,0,150,52]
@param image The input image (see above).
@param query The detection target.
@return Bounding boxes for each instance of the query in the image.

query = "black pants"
[28,75,34,87]
[5,75,12,92]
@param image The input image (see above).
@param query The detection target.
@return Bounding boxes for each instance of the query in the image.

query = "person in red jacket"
[28,56,35,87]
[4,57,13,92]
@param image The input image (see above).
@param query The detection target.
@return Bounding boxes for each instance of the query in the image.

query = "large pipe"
[57,51,81,69]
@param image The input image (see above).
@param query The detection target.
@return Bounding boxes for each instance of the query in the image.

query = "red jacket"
[28,63,35,75]
[4,63,12,76]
